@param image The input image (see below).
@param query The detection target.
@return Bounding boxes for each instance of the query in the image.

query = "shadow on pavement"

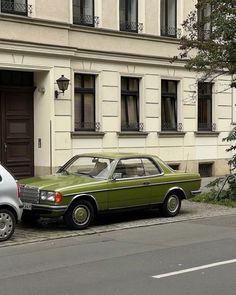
[19,208,165,231]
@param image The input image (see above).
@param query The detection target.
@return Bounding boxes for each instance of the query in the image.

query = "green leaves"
[179,0,236,80]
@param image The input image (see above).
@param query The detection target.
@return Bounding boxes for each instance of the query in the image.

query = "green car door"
[107,157,156,209]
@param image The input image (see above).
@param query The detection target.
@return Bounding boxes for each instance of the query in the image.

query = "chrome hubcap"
[73,205,90,226]
[167,195,179,213]
[0,212,13,239]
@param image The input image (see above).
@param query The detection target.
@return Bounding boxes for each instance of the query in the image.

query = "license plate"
[23,202,32,210]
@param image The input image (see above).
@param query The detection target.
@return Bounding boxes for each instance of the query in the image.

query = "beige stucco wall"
[34,0,70,23]
[0,0,233,176]
[101,0,118,30]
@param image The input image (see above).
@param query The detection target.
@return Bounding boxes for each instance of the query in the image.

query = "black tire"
[161,193,181,217]
[64,200,95,230]
[21,211,39,224]
[0,209,16,242]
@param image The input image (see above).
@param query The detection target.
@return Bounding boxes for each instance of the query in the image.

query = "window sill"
[158,131,186,138]
[194,131,219,137]
[117,131,148,138]
[71,131,105,139]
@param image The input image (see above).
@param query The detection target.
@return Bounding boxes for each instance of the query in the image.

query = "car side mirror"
[112,173,122,181]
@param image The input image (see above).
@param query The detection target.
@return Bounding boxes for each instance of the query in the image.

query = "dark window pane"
[1,0,28,15]
[74,74,82,88]
[161,97,177,130]
[121,77,127,91]
[84,75,94,88]
[75,74,94,90]
[168,80,177,93]
[121,95,127,123]
[120,0,126,24]
[120,0,138,32]
[129,78,139,91]
[161,80,178,131]
[74,74,95,131]
[74,93,82,131]
[0,70,33,87]
[84,93,95,124]
[73,0,94,26]
[161,0,177,37]
[198,82,212,131]
[121,77,139,131]
[199,163,213,177]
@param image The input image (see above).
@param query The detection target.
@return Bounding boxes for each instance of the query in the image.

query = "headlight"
[40,191,62,204]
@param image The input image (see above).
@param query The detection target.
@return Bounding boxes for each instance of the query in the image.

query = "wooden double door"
[0,87,34,179]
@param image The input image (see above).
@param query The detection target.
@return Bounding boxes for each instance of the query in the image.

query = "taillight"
[54,192,62,204]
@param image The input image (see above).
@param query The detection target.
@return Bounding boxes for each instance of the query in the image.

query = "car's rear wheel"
[64,200,95,230]
[161,193,181,217]
[0,209,16,242]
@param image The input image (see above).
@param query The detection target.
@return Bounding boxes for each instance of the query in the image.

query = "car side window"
[114,158,161,179]
[114,158,143,179]
[142,158,162,176]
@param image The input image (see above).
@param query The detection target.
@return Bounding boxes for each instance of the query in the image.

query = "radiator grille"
[20,185,40,204]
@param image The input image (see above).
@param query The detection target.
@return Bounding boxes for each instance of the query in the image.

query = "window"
[198,82,212,131]
[64,156,112,179]
[120,0,138,32]
[1,0,29,16]
[198,2,211,40]
[121,77,139,131]
[74,74,95,131]
[73,0,94,26]
[199,163,213,177]
[168,163,180,170]
[161,80,177,131]
[161,0,177,37]
[114,158,161,179]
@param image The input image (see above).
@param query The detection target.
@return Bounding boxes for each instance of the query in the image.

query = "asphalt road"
[0,214,236,295]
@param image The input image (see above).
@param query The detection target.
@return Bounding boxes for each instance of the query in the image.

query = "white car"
[0,164,23,241]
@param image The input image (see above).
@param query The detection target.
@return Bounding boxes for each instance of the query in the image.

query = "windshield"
[58,156,114,179]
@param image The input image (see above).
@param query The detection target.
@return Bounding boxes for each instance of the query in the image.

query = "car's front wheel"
[0,209,16,242]
[64,200,95,230]
[161,193,181,217]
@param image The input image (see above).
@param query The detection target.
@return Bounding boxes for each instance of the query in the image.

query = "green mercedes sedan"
[19,153,201,229]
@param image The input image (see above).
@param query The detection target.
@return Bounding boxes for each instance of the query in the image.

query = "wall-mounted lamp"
[55,75,70,98]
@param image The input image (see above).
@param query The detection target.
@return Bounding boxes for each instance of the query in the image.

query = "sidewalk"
[1,198,236,248]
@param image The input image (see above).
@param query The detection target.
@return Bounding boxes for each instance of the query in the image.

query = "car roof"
[78,152,156,160]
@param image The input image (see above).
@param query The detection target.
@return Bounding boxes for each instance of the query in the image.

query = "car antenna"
[185,153,189,173]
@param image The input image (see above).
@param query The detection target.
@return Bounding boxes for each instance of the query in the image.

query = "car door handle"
[143,182,150,185]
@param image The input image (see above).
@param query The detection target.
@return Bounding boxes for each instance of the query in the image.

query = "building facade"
[0,0,234,178]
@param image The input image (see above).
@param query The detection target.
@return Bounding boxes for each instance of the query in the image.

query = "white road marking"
[152,259,236,279]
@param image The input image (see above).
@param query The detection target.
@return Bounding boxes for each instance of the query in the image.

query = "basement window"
[199,163,213,177]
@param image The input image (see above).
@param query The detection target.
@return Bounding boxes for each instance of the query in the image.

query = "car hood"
[19,174,104,193]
